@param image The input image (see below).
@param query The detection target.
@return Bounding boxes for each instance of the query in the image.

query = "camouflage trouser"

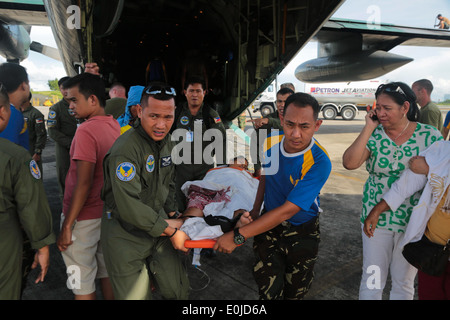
[252,216,320,300]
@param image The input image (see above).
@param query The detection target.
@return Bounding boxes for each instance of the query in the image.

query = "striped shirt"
[262,132,332,225]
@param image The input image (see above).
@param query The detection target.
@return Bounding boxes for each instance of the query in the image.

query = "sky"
[1,0,450,100]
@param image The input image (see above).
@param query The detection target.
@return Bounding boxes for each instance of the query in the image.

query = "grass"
[31,90,63,99]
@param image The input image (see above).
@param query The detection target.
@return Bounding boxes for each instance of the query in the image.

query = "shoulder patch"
[214,116,222,123]
[48,111,57,119]
[29,160,41,180]
[116,162,136,181]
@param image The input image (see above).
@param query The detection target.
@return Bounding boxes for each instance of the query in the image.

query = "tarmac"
[21,107,446,301]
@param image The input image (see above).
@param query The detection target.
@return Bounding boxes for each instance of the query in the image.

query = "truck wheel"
[341,106,356,120]
[322,106,337,120]
[260,104,274,116]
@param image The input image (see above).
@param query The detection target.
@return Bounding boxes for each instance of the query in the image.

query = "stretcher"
[185,239,217,249]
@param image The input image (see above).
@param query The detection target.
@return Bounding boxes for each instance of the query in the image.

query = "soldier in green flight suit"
[100,83,189,300]
[171,77,227,212]
[0,85,55,300]
[47,77,78,202]
[20,94,47,175]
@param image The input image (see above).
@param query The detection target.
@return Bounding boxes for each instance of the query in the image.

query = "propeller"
[30,41,61,61]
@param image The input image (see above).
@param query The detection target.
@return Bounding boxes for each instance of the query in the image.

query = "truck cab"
[252,83,277,116]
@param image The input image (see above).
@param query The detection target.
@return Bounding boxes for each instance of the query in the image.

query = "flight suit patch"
[48,111,57,119]
[30,160,41,180]
[116,162,136,181]
[180,116,189,125]
[146,155,155,173]
[161,156,172,168]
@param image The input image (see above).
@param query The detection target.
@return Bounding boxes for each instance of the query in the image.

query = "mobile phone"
[371,113,378,121]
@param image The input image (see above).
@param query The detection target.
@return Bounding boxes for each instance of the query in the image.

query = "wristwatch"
[233,228,246,245]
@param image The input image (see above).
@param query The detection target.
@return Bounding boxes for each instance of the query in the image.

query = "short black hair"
[184,76,206,90]
[58,76,71,88]
[0,63,29,93]
[277,87,294,96]
[0,82,10,107]
[283,92,320,120]
[141,81,176,109]
[64,73,106,107]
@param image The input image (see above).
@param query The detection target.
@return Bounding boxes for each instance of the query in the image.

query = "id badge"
[186,130,193,142]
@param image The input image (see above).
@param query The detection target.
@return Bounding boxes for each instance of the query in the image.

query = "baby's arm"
[409,156,429,175]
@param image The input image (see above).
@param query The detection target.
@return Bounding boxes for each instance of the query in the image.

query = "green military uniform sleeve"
[12,154,55,249]
[106,154,169,238]
[264,111,282,129]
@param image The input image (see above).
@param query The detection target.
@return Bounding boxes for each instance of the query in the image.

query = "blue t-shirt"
[262,132,332,225]
[0,104,29,150]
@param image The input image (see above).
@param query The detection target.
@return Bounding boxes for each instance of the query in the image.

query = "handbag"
[402,235,450,277]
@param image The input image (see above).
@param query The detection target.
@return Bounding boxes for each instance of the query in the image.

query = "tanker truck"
[305,80,382,120]
[252,80,382,120]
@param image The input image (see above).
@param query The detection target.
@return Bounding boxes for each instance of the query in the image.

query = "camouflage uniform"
[253,215,320,300]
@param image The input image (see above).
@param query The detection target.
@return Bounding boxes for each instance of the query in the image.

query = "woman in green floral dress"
[343,82,443,300]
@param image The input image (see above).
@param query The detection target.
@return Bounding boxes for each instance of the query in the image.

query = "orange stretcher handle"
[185,239,217,249]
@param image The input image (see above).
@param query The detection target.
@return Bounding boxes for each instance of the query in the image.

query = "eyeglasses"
[376,84,407,98]
[144,85,176,97]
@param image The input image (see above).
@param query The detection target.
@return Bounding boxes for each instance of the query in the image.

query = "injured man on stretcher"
[170,156,259,245]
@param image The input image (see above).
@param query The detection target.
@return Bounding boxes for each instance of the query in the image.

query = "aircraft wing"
[322,18,450,51]
[296,18,450,83]
[0,0,48,25]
